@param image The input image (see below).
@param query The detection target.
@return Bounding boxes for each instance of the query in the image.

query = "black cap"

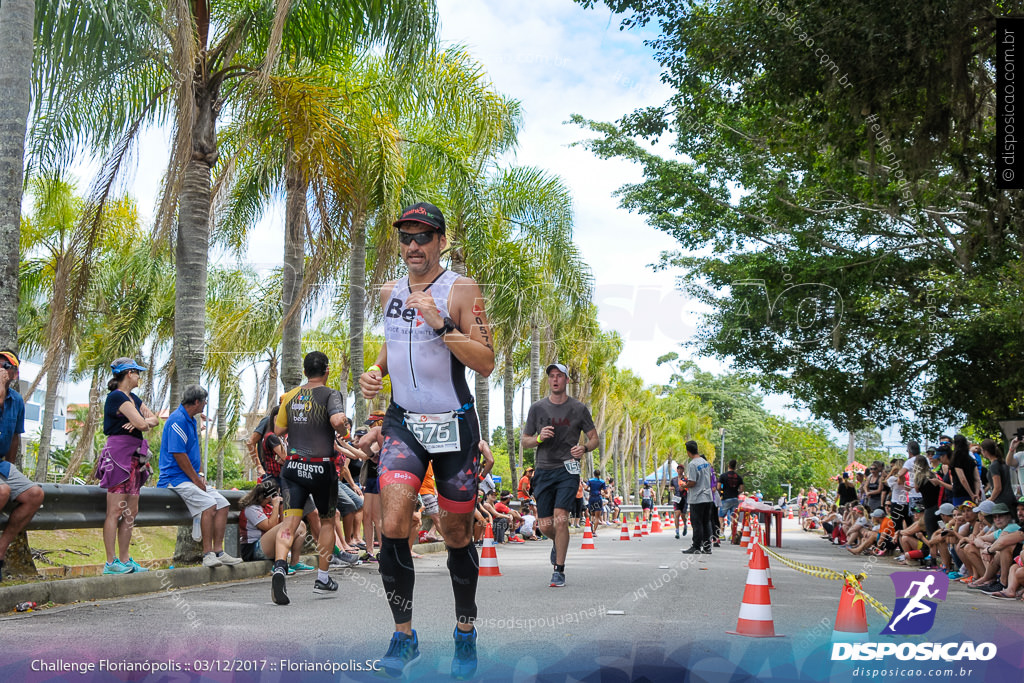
[394,202,446,233]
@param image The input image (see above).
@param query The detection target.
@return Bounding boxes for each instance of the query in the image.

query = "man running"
[270,351,349,605]
[586,469,607,534]
[670,463,689,539]
[359,201,494,680]
[522,363,599,588]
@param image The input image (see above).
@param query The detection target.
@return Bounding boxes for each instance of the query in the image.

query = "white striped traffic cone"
[581,521,596,550]
[726,542,784,638]
[641,518,649,536]
[479,523,502,576]
[619,520,631,541]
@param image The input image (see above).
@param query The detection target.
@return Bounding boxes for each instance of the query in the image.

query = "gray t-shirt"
[524,396,596,470]
[686,456,713,504]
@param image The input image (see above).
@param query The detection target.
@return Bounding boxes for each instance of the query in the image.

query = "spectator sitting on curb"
[517,503,539,540]
[157,385,242,568]
[841,506,871,545]
[923,502,958,571]
[988,496,1024,599]
[238,480,312,572]
[496,492,524,543]
[894,505,929,564]
[964,501,1022,593]
[847,508,894,556]
[0,350,44,582]
[482,490,514,544]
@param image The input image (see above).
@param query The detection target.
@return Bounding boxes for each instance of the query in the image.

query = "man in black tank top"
[359,202,495,680]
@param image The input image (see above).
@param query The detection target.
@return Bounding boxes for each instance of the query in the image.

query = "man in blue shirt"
[586,470,607,534]
[158,385,241,568]
[0,350,45,581]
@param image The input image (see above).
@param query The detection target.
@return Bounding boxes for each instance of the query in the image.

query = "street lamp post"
[720,428,726,474]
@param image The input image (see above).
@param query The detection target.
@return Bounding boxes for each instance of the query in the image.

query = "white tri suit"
[378,269,482,515]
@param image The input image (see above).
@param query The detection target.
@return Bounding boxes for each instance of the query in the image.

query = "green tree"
[573,0,1023,434]
[33,0,437,402]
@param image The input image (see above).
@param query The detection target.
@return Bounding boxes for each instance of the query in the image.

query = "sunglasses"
[0,360,12,370]
[398,230,439,246]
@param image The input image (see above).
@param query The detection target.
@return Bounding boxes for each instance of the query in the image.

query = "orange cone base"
[832,585,868,640]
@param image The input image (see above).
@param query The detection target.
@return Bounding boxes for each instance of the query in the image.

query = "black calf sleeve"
[378,536,415,624]
[446,542,479,625]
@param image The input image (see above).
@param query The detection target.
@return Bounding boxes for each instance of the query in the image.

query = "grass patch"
[28,527,179,566]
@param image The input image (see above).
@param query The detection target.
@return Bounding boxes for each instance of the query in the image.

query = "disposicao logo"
[881,571,947,635]
[831,572,997,662]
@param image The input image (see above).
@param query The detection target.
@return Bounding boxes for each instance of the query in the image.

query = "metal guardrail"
[0,484,244,531]
[3,487,688,533]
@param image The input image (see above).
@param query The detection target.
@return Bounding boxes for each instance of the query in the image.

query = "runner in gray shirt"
[681,440,715,554]
[522,363,598,588]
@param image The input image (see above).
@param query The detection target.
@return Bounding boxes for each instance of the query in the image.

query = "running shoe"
[290,561,316,572]
[979,581,1005,594]
[359,551,378,564]
[103,560,132,575]
[451,627,478,680]
[217,551,243,566]
[379,630,420,678]
[682,527,688,537]
[202,552,223,568]
[958,575,974,584]
[126,557,149,573]
[680,547,702,555]
[313,576,339,594]
[192,515,203,542]
[271,567,289,605]
[549,571,566,587]
[675,531,680,539]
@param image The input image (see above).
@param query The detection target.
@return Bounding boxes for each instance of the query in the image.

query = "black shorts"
[641,500,653,510]
[674,500,688,513]
[588,500,603,513]
[280,458,338,519]
[532,466,580,519]
[379,402,481,514]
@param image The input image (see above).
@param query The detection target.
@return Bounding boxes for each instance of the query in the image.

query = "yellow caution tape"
[756,543,892,620]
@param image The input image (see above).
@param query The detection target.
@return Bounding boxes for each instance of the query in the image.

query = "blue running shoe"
[451,627,478,680]
[103,560,132,575]
[379,630,420,678]
[127,557,149,573]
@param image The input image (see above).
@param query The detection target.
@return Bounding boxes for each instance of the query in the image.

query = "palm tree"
[33,0,438,399]
[0,0,32,347]
[18,179,149,479]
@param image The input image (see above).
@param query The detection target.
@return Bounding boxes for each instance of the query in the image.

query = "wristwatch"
[434,316,457,336]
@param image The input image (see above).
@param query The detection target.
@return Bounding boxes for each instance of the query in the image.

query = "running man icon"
[882,572,949,636]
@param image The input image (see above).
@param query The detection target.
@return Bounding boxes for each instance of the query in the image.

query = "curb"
[0,542,448,614]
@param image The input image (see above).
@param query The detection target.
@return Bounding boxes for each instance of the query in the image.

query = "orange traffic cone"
[641,518,649,536]
[740,514,751,549]
[632,517,643,539]
[581,522,596,550]
[726,543,784,638]
[479,523,502,576]
[619,520,631,541]
[651,508,663,533]
[754,525,774,589]
[831,581,869,641]
[787,507,794,520]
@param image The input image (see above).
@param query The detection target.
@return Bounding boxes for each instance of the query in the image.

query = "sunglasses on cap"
[398,230,439,246]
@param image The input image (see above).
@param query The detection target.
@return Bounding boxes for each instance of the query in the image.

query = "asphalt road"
[3,518,1022,682]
